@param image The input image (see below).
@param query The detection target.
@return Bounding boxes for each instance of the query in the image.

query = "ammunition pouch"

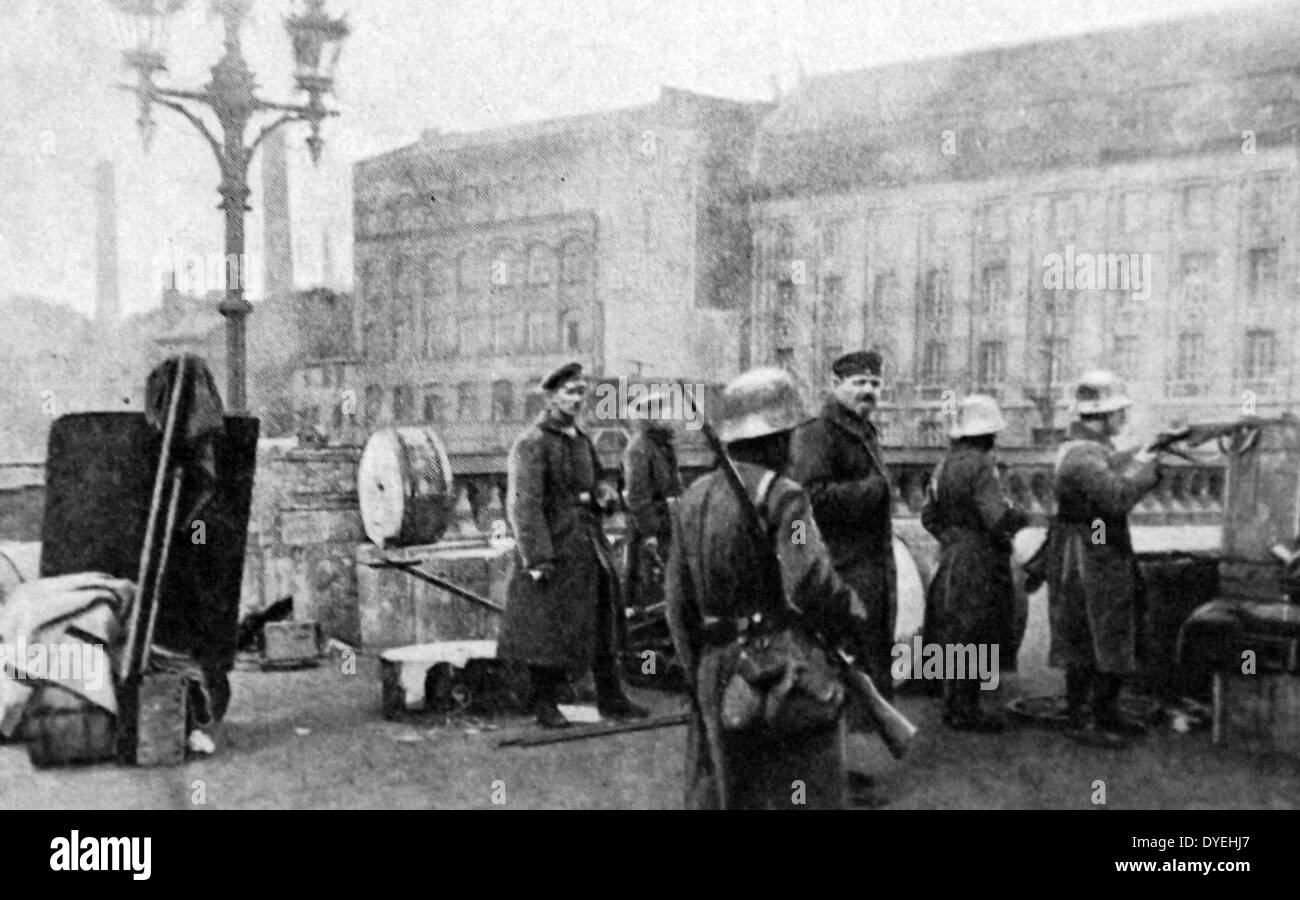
[719,626,844,735]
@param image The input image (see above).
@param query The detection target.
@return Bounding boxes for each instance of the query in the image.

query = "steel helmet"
[715,367,806,443]
[1073,369,1132,415]
[950,394,1007,438]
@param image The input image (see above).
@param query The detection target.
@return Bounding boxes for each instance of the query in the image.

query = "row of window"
[769,242,1281,347]
[910,330,1279,388]
[360,309,587,361]
[360,380,548,427]
[358,242,593,300]
[762,173,1285,262]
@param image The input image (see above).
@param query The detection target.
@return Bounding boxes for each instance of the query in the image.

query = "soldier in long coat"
[497,362,649,728]
[787,350,897,699]
[920,395,1029,731]
[1045,371,1159,748]
[665,368,870,810]
[622,392,683,610]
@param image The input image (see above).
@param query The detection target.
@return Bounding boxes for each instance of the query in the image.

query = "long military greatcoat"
[787,398,897,692]
[497,410,621,673]
[1046,420,1159,674]
[665,461,867,810]
[921,442,1029,651]
[622,426,682,608]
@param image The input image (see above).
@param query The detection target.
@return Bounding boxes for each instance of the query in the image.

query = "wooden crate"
[1213,672,1300,756]
[134,672,188,767]
[262,620,321,668]
[22,685,117,768]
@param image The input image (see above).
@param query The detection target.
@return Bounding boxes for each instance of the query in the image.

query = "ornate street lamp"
[108,0,349,412]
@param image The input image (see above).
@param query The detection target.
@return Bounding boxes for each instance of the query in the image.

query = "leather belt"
[700,612,768,647]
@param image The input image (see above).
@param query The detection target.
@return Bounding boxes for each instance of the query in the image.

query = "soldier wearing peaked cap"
[1045,370,1161,749]
[497,361,649,729]
[920,394,1029,732]
[786,350,898,702]
[664,367,871,809]
[622,389,683,612]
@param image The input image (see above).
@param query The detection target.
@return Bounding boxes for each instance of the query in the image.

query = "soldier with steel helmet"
[622,389,683,612]
[920,394,1030,731]
[664,367,870,809]
[1045,370,1161,748]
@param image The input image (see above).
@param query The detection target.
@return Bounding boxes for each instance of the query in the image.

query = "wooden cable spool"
[357,426,457,548]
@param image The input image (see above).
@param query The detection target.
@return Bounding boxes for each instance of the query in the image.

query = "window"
[491,380,515,422]
[872,270,898,317]
[1249,247,1278,305]
[1245,330,1277,379]
[775,221,795,259]
[979,264,1008,318]
[524,387,546,420]
[560,310,582,352]
[922,341,948,383]
[1113,335,1141,380]
[391,385,413,423]
[364,385,383,425]
[490,247,516,295]
[1182,184,1212,228]
[977,341,1006,386]
[1043,338,1070,387]
[1180,253,1214,310]
[1249,176,1281,233]
[525,244,555,286]
[526,312,552,353]
[924,267,951,323]
[979,202,1008,242]
[821,276,845,332]
[456,382,477,422]
[1175,332,1204,382]
[560,240,592,285]
[820,222,842,260]
[773,281,796,350]
[1119,191,1145,234]
[422,388,447,425]
[1050,196,1077,237]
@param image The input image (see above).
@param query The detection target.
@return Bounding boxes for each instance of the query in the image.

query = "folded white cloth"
[0,572,134,736]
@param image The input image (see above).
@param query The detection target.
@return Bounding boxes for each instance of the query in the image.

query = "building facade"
[344,87,763,456]
[749,5,1300,444]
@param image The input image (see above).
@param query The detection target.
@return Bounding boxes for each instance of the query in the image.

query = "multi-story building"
[311,5,1300,452]
[345,87,764,456]
[749,4,1300,444]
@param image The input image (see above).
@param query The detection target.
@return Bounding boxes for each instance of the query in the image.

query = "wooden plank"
[496,711,689,748]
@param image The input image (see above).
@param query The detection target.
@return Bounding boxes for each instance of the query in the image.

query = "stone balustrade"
[436,445,1227,545]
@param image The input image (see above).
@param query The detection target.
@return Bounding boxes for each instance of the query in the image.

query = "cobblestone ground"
[3,579,1298,809]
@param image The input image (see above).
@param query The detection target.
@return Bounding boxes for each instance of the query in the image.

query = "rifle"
[1148,418,1263,461]
[683,392,917,760]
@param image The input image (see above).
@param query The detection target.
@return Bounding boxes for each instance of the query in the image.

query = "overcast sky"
[0,0,1272,318]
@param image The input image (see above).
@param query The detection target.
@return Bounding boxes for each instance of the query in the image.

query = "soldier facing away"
[665,367,871,809]
[496,361,649,729]
[787,350,897,699]
[920,394,1030,732]
[622,390,683,611]
[1045,370,1160,749]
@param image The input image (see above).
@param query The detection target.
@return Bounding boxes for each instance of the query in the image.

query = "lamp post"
[109,0,349,412]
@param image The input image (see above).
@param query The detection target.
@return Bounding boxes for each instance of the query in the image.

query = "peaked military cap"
[831,350,883,378]
[541,361,584,391]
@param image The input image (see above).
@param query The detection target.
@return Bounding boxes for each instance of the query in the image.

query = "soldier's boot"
[1092,674,1146,738]
[1064,666,1092,730]
[943,679,1005,733]
[529,666,570,730]
[595,658,649,720]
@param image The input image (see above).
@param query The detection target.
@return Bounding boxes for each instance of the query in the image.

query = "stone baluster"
[452,480,480,540]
